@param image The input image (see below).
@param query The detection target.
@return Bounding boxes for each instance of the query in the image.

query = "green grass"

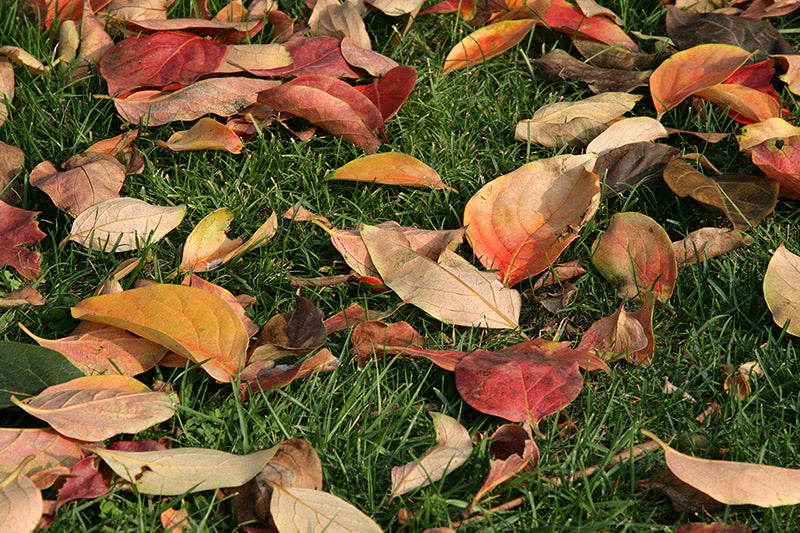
[2,0,800,531]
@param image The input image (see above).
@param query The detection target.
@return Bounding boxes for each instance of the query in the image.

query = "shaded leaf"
[250,296,327,362]
[644,467,724,513]
[158,118,243,153]
[328,152,455,191]
[0,141,23,205]
[673,228,754,266]
[249,36,362,79]
[29,154,126,216]
[763,244,800,336]
[340,37,398,77]
[93,446,279,495]
[54,456,109,510]
[0,57,13,128]
[160,507,188,533]
[0,286,45,309]
[0,341,84,409]
[676,524,751,533]
[585,117,668,155]
[0,201,46,280]
[361,224,521,328]
[71,284,249,382]
[577,302,648,361]
[534,49,651,93]
[351,320,423,364]
[69,198,186,252]
[533,260,587,290]
[270,485,382,532]
[594,142,680,197]
[13,375,176,442]
[0,459,42,533]
[591,212,677,302]
[367,0,426,15]
[774,54,800,96]
[114,18,262,43]
[443,20,534,73]
[391,412,473,497]
[573,37,656,70]
[643,429,800,506]
[464,156,600,286]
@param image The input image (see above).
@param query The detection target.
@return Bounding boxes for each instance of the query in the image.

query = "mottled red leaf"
[0,200,46,280]
[351,320,423,364]
[249,36,362,79]
[420,0,476,19]
[0,428,85,489]
[249,296,327,362]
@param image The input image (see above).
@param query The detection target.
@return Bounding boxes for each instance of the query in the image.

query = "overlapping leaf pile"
[1,0,800,530]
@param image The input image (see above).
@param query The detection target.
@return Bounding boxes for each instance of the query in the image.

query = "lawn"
[1,0,800,531]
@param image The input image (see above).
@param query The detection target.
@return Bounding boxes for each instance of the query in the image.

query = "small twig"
[288,273,358,288]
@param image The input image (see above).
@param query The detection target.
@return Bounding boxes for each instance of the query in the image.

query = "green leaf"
[0,341,84,409]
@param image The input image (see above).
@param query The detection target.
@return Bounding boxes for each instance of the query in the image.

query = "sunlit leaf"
[327,152,455,191]
[270,485,382,533]
[763,244,800,337]
[443,20,534,73]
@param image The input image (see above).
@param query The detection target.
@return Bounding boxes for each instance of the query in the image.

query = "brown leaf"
[534,49,651,94]
[0,286,45,309]
[241,348,339,397]
[533,260,587,290]
[250,296,327,362]
[361,224,521,328]
[309,0,372,51]
[594,142,680,197]
[673,228,754,266]
[340,37,398,77]
[283,203,332,228]
[663,159,778,228]
[351,320,423,364]
[391,412,473,497]
[0,141,24,205]
[0,57,14,128]
[763,244,800,336]
[573,37,656,70]
[645,467,724,513]
[158,118,243,153]
[30,153,126,216]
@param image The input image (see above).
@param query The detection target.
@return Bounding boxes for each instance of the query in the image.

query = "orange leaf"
[327,152,456,191]
[693,84,782,123]
[70,284,249,382]
[158,118,243,153]
[443,20,534,73]
[464,156,600,286]
[650,44,751,118]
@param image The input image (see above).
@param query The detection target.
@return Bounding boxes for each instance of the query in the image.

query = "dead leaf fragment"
[250,296,327,362]
[160,507,188,533]
[673,228,754,266]
[283,203,332,227]
[0,57,13,128]
[763,244,800,336]
[391,412,473,497]
[534,49,651,94]
[0,286,45,309]
[69,198,185,252]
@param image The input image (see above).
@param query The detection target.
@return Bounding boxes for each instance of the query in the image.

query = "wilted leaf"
[464,156,600,286]
[642,429,800,506]
[328,152,455,191]
[353,65,417,122]
[0,428,85,488]
[391,412,472,497]
[763,244,800,336]
[443,20,534,73]
[577,302,648,361]
[158,118,243,153]
[361,224,521,328]
[468,423,539,512]
[19,323,167,376]
[13,375,176,442]
[534,49,651,94]
[591,212,677,302]
[0,141,24,205]
[663,159,778,228]
[250,296,327,362]
[93,446,278,495]
[241,349,339,396]
[774,54,800,96]
[665,7,795,57]
[650,44,751,118]
[585,117,668,155]
[114,78,280,127]
[0,201,46,280]
[351,320,423,364]
[29,154,126,216]
[594,142,680,196]
[455,339,606,425]
[71,284,249,382]
[0,341,84,409]
[673,228,754,266]
[340,37,398,77]
[573,37,656,70]
[69,197,186,252]
[270,485,382,532]
[533,260,587,290]
[0,459,42,533]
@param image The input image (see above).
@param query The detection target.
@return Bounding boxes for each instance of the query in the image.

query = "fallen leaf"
[594,142,680,196]
[258,75,382,153]
[0,286,45,309]
[327,152,455,191]
[92,446,279,495]
[353,65,417,122]
[665,7,795,57]
[442,20,534,73]
[464,156,600,286]
[0,45,47,74]
[455,340,606,426]
[533,260,586,290]
[663,159,779,228]
[763,244,800,336]
[693,83,781,123]
[675,523,751,533]
[283,203,332,227]
[0,341,84,409]
[0,141,24,205]
[249,296,327,362]
[419,0,476,19]
[642,429,800,506]
[573,37,656,70]
[85,129,143,174]
[323,302,376,333]
[361,224,521,328]
[575,0,622,23]
[649,44,751,118]
[241,349,339,396]
[160,507,188,533]
[181,275,259,337]
[391,412,473,497]
[19,323,168,376]
[534,49,651,94]
[69,197,186,252]
[585,117,668,156]
[113,18,262,43]
[743,134,800,196]
[340,37,398,77]
[468,422,539,512]
[114,78,280,127]
[591,212,678,302]
[158,118,243,153]
[309,0,372,50]
[0,428,85,488]
[71,283,249,382]
[367,0,426,15]
[577,302,649,361]
[217,43,293,73]
[736,117,800,151]
[774,54,800,96]
[665,128,731,144]
[644,467,725,513]
[269,485,382,532]
[249,36,362,79]
[351,320,423,364]
[0,57,12,128]
[29,153,126,216]
[13,375,176,442]
[102,0,174,22]
[54,456,109,510]
[673,228,754,266]
[0,459,43,533]
[0,201,46,280]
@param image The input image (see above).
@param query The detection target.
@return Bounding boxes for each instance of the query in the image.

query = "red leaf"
[420,0,476,19]
[746,135,800,196]
[534,0,637,51]
[0,200,45,280]
[55,457,109,511]
[118,18,263,44]
[353,65,417,122]
[443,20,534,73]
[249,36,362,79]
